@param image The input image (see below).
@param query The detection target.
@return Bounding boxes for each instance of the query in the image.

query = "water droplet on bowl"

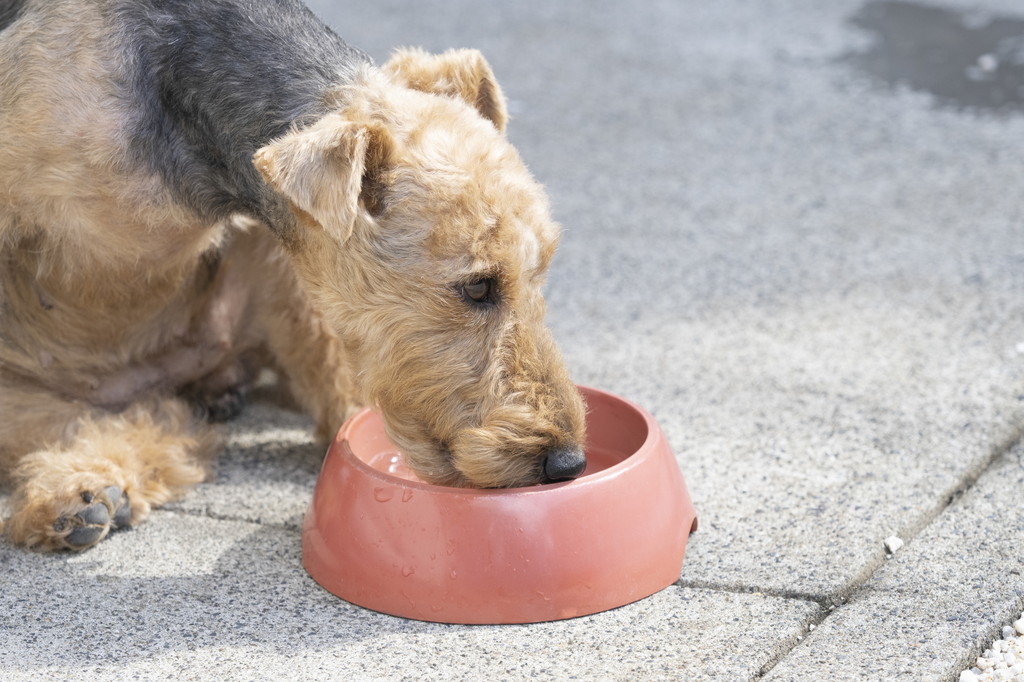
[401,489,414,502]
[385,453,422,481]
[373,487,394,502]
[401,566,415,577]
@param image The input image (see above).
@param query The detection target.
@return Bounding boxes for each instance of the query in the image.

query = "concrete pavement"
[4,0,1024,679]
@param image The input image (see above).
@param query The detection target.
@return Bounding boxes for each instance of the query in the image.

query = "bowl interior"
[346,387,651,486]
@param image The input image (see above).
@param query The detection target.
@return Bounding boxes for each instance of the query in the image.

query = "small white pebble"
[808,624,815,631]
[962,612,1024,680]
[1015,342,1024,355]
[978,53,999,72]
[884,536,904,554]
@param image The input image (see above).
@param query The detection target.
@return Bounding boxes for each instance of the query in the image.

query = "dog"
[0,0,587,551]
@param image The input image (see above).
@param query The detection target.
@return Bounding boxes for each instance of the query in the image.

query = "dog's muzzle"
[543,447,587,482]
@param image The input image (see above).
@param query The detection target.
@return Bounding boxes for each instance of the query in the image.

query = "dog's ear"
[253,114,393,243]
[384,48,508,133]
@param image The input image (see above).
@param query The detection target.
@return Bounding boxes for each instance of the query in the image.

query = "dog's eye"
[462,278,495,304]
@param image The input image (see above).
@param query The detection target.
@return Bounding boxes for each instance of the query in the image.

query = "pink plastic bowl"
[302,386,697,624]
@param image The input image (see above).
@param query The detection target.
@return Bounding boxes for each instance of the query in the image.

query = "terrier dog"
[0,0,587,551]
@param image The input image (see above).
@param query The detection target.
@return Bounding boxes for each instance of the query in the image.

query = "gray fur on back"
[0,0,27,32]
[111,0,371,229]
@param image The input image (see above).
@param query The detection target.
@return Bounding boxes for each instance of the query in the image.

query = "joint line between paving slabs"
[749,423,1024,680]
[170,505,301,531]
[931,425,1024,523]
[753,603,839,680]
[864,424,1024,594]
[674,578,830,608]
[675,577,839,681]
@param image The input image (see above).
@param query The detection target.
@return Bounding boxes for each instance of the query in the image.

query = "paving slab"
[0,511,820,681]
[162,400,321,529]
[764,441,1024,680]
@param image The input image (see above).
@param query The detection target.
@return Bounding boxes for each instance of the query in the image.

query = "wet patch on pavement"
[844,0,1024,113]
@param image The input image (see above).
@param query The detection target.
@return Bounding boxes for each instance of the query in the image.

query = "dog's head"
[254,49,586,488]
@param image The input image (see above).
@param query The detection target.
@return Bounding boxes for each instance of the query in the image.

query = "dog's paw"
[191,385,248,423]
[6,484,133,552]
[52,486,132,550]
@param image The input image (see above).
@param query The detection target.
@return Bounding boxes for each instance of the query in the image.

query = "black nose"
[543,447,587,482]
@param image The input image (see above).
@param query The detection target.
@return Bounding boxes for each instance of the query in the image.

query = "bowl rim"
[335,384,659,498]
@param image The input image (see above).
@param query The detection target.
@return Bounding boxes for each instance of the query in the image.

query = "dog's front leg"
[3,398,218,551]
[256,264,362,445]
